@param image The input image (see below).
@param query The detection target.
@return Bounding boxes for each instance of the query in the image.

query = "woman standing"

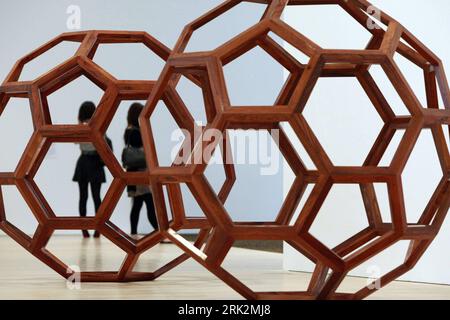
[123,103,158,237]
[73,101,109,238]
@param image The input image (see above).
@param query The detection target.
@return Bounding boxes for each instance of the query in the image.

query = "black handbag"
[121,145,147,169]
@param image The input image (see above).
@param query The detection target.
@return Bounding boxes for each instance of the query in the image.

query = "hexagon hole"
[223,45,288,106]
[309,184,374,250]
[219,129,286,223]
[303,77,385,166]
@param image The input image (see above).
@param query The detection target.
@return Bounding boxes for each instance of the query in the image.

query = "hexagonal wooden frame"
[0,30,236,282]
[140,0,450,299]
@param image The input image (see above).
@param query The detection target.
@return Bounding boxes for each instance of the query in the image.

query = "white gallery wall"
[0,1,285,235]
[282,1,450,285]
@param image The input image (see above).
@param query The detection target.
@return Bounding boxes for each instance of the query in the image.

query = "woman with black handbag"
[73,101,112,238]
[122,103,158,237]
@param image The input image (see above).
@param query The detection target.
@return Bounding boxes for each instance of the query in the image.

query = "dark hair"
[127,103,144,128]
[78,101,96,123]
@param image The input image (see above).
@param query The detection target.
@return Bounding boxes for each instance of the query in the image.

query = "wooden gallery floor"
[0,235,449,300]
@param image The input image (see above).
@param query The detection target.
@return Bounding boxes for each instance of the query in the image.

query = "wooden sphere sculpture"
[140,0,450,300]
[0,30,231,282]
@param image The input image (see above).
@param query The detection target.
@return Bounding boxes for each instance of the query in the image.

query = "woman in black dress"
[123,103,158,236]
[73,101,108,238]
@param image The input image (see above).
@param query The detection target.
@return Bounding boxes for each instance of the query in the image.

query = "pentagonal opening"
[402,130,442,223]
[309,184,371,250]
[176,76,208,124]
[369,65,411,116]
[223,46,288,106]
[45,231,127,272]
[92,43,165,80]
[34,142,113,217]
[19,41,80,81]
[335,240,410,297]
[0,98,34,172]
[282,5,373,50]
[44,75,105,125]
[185,1,267,52]
[0,185,39,235]
[303,77,384,166]
[221,244,315,294]
[220,129,284,222]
